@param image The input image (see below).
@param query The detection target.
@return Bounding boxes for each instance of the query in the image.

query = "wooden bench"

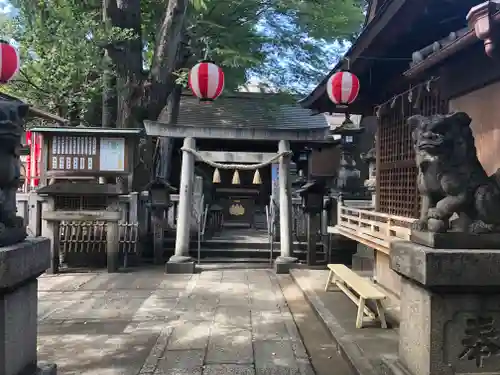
[325,264,387,329]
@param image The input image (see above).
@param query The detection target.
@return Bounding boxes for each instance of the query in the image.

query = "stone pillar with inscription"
[166,137,195,274]
[274,140,297,274]
[383,238,500,375]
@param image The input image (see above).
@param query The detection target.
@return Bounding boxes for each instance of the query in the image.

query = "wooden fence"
[329,203,416,254]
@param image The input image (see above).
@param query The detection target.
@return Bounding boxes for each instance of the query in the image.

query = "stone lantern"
[145,177,177,264]
[329,119,365,201]
[297,180,327,266]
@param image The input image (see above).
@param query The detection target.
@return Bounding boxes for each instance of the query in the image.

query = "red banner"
[26,131,32,187]
[24,131,42,189]
[33,134,41,187]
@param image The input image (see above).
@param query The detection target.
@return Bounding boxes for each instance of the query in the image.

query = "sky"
[0,0,14,15]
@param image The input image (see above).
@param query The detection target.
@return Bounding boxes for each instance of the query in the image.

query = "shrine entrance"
[143,91,330,272]
[195,153,273,230]
[144,119,328,272]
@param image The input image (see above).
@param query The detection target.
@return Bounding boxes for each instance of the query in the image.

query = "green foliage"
[2,0,365,119]
[2,0,134,121]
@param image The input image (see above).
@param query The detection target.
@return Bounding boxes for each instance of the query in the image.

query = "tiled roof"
[162,94,329,130]
[409,27,470,67]
[406,7,500,76]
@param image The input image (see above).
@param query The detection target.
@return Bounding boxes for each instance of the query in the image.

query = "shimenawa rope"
[180,147,291,170]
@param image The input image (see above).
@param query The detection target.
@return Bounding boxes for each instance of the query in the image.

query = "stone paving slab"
[290,269,399,375]
[205,326,253,364]
[203,364,255,375]
[37,268,316,375]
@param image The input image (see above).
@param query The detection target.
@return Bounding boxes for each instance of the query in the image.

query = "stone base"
[0,238,54,375]
[398,277,500,375]
[390,241,500,375]
[274,256,298,274]
[391,240,500,286]
[411,230,500,249]
[351,253,373,271]
[165,255,195,274]
[37,364,57,375]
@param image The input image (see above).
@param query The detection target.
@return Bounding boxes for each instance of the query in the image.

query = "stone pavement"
[37,267,314,375]
[290,269,399,375]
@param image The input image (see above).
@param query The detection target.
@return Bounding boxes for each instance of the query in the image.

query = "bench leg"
[375,300,387,329]
[324,270,334,291]
[356,297,366,329]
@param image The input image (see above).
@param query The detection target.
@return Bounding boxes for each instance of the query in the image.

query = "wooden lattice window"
[376,83,448,218]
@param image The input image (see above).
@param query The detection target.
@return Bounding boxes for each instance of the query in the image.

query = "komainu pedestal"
[0,238,57,375]
[385,240,500,375]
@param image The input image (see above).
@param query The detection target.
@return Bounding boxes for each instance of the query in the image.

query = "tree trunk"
[155,85,181,180]
[104,0,189,125]
[102,0,117,127]
[105,0,143,128]
[153,22,190,182]
[102,60,116,127]
[147,0,189,121]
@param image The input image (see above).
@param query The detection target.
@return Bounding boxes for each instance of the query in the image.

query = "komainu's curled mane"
[410,112,500,233]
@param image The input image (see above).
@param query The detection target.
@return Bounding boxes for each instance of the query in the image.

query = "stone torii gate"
[144,121,329,273]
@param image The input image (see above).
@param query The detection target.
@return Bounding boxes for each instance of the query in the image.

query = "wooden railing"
[329,203,416,254]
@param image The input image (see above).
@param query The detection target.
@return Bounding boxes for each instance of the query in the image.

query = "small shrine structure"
[29,126,143,272]
[144,91,330,273]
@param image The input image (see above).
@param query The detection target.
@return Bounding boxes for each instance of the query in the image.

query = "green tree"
[1,0,365,126]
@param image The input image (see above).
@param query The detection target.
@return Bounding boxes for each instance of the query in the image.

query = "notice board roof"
[30,126,144,137]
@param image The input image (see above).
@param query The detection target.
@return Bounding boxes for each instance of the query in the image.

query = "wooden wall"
[450,80,500,176]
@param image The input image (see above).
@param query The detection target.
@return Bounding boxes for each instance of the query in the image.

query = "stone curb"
[289,270,378,375]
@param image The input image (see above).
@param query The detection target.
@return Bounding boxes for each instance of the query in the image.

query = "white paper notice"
[99,137,125,171]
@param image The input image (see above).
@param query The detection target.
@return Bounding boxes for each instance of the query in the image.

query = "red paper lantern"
[188,61,224,101]
[0,42,19,83]
[326,71,360,106]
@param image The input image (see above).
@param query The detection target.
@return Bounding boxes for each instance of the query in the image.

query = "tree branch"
[147,0,189,121]
[17,70,53,95]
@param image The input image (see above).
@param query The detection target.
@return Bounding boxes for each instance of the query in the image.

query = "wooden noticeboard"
[47,135,128,173]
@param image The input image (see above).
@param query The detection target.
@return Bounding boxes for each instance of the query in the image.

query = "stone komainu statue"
[410,111,500,233]
[0,99,28,245]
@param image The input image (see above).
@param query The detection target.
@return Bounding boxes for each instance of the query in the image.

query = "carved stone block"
[411,230,500,249]
[390,241,500,287]
[388,241,500,375]
[397,278,500,375]
[0,238,57,375]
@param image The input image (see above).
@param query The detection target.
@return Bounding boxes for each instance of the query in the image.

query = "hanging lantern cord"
[203,38,211,60]
[181,147,291,171]
[344,57,351,71]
